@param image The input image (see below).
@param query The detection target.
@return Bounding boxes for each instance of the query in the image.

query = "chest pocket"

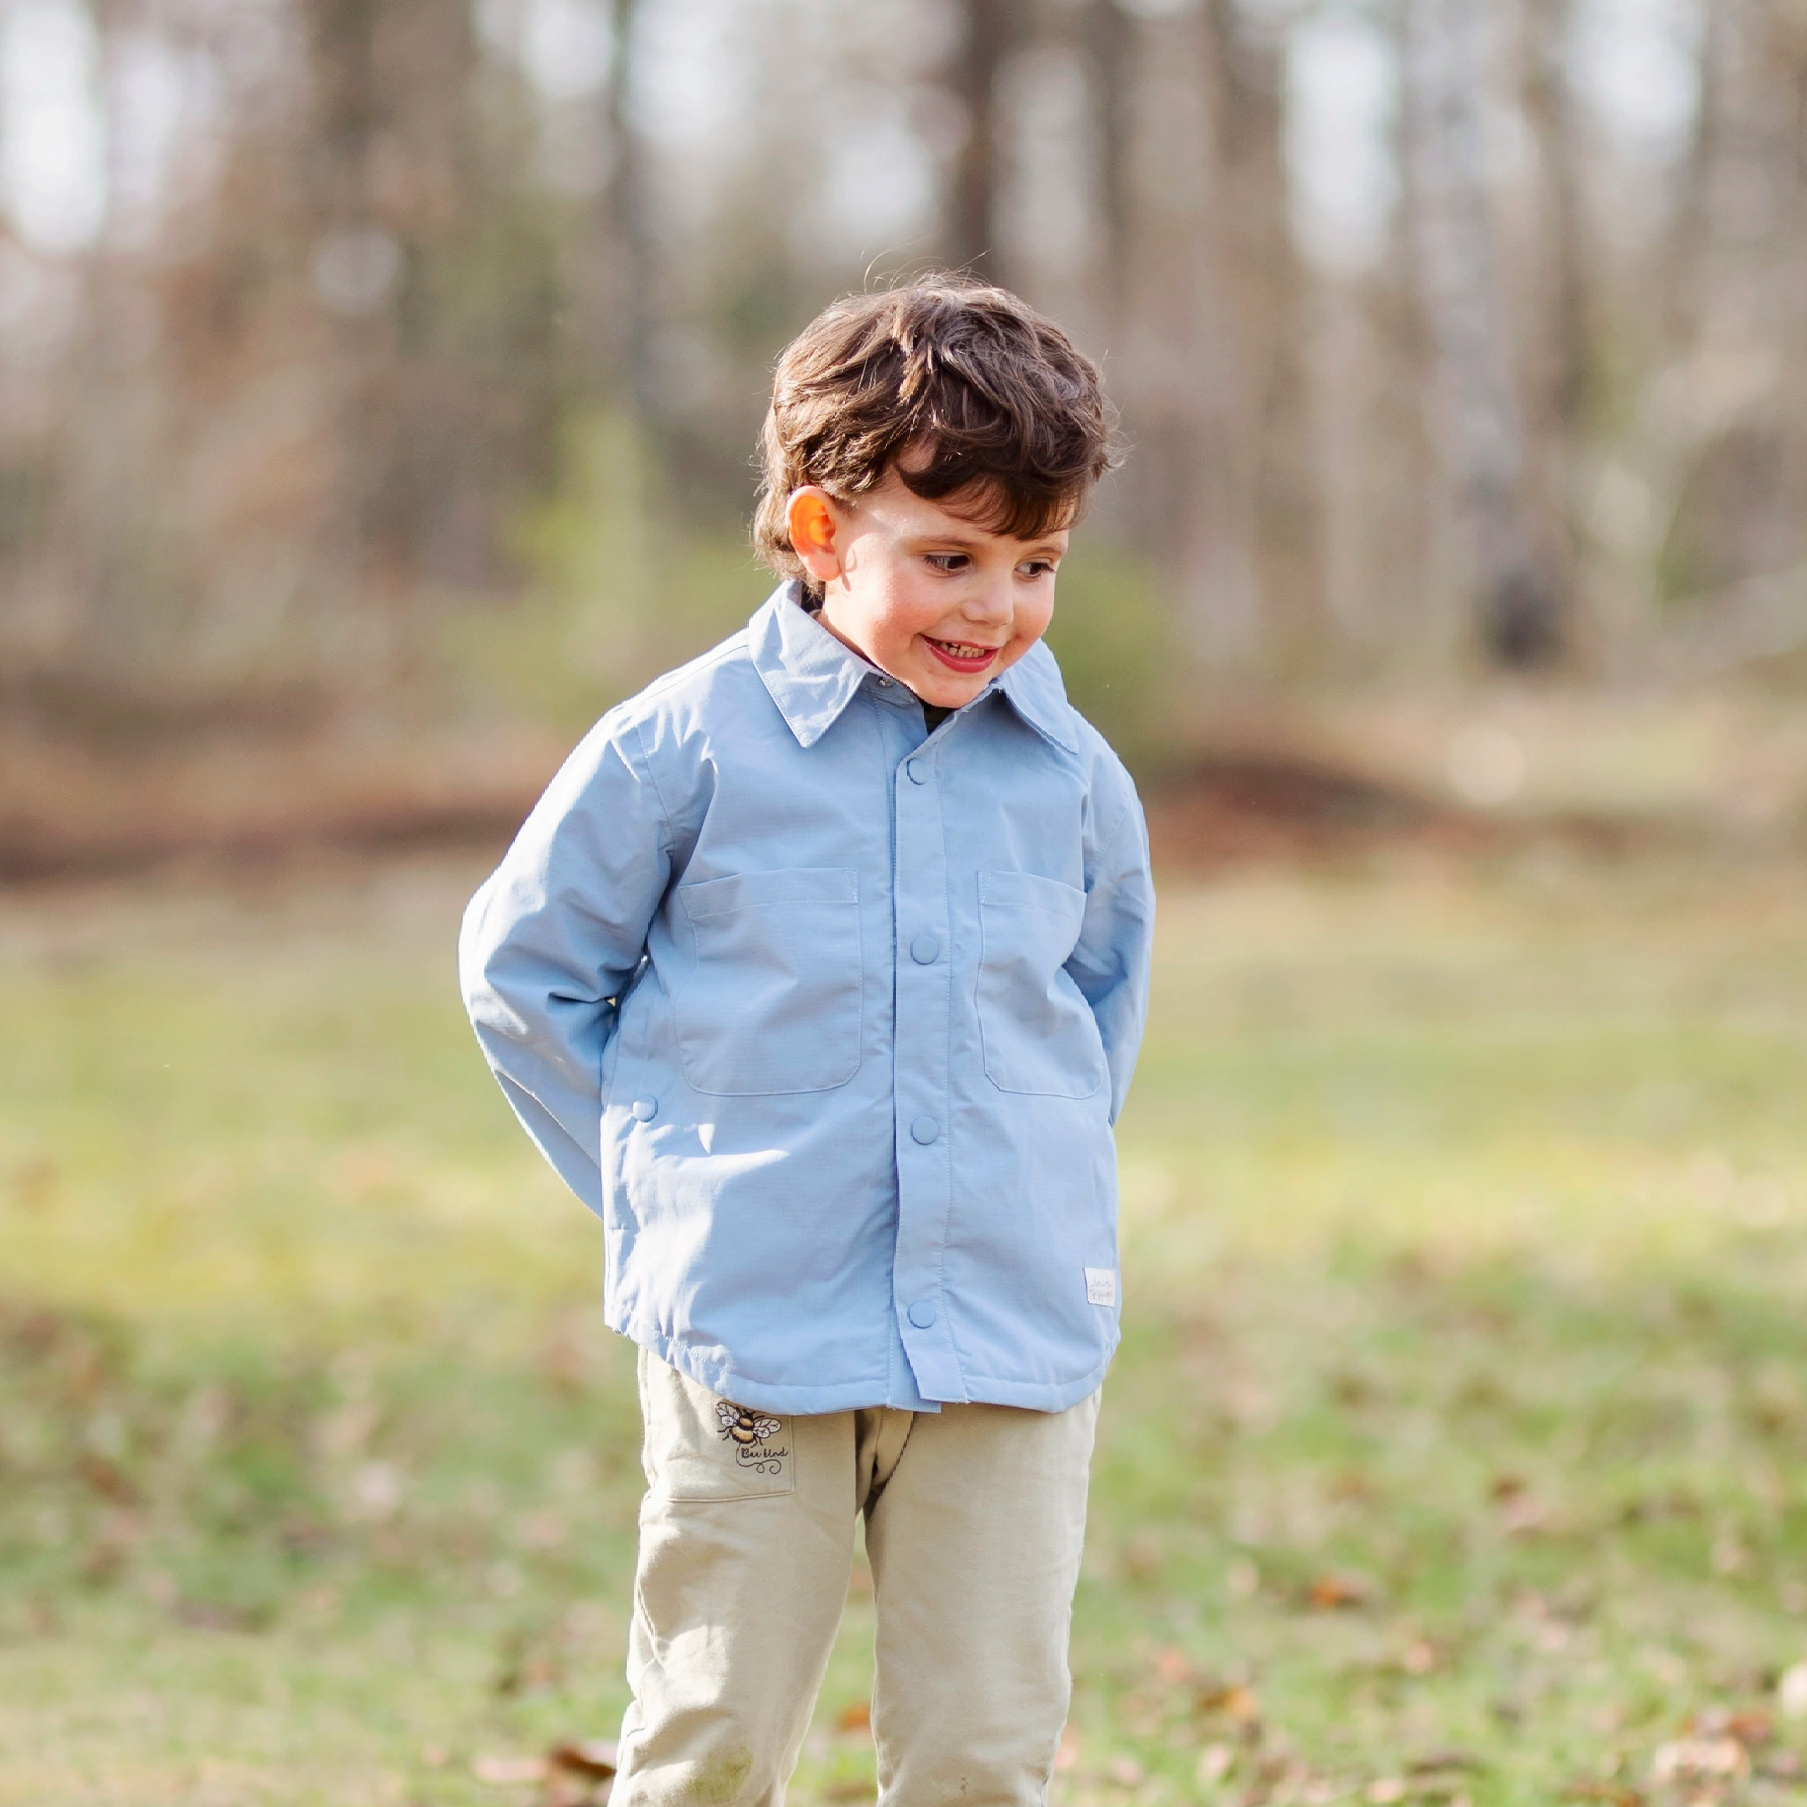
[976,869,1107,1098]
[674,868,863,1095]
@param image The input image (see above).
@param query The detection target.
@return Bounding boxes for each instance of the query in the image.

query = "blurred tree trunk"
[951,0,1016,277]
[605,0,658,431]
[58,0,177,668]
[1086,0,1135,343]
[1522,0,1589,435]
[1666,0,1760,357]
[304,0,397,625]
[1655,0,1807,636]
[1173,0,1322,671]
[1520,0,1586,633]
[1667,0,1726,350]
[1405,0,1564,667]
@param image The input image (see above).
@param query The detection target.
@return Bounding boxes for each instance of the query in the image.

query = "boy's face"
[787,466,1068,711]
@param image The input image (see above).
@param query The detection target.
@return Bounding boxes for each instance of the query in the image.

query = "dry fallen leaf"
[1109,1756,1144,1787]
[516,1510,568,1551]
[1691,1706,1771,1746]
[1408,1750,1482,1775]
[1308,1573,1373,1611]
[1123,1532,1163,1580]
[1194,1681,1261,1724]
[1155,1645,1194,1684]
[1498,1492,1549,1535]
[550,1741,618,1779]
[472,1753,549,1786]
[1223,1683,1261,1723]
[79,1453,138,1504]
[835,1700,871,1734]
[1196,1743,1235,1785]
[1365,1780,1406,1804]
[1650,1737,1748,1783]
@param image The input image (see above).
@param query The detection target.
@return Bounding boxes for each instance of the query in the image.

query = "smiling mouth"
[923,636,1001,673]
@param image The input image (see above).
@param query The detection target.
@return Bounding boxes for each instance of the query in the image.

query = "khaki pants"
[613,1351,1100,1807]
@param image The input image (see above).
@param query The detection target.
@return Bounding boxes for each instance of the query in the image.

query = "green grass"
[4,851,1807,1805]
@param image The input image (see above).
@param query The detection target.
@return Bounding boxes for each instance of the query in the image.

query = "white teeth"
[933,640,993,659]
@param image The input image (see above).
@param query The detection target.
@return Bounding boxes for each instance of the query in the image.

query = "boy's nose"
[963,578,1014,627]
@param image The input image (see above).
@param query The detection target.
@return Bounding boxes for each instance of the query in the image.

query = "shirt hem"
[614,1317,1115,1417]
[617,1320,925,1416]
[929,1344,1117,1413]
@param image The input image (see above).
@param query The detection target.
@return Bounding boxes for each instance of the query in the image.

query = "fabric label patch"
[715,1401,790,1479]
[1085,1267,1117,1308]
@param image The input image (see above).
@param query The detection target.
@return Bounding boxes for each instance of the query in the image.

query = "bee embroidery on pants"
[716,1401,788,1476]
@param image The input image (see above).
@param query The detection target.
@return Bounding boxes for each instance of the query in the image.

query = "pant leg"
[863,1392,1100,1807]
[612,1351,859,1807]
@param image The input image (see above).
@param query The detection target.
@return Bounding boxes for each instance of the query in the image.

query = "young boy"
[460,279,1155,1806]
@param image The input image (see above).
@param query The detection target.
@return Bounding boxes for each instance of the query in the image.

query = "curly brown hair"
[753,277,1120,595]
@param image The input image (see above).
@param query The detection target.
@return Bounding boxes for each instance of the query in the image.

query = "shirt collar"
[748,582,1079,755]
[748,583,877,748]
[993,639,1080,753]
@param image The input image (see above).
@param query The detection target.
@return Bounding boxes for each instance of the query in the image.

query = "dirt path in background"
[0,721,1726,889]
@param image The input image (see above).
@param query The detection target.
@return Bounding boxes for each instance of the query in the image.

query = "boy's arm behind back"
[1067,778,1156,1126]
[458,717,670,1213]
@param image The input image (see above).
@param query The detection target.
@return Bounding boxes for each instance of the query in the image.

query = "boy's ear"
[786,488,843,585]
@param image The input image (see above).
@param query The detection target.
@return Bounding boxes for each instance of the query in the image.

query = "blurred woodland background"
[10,7,1807,1801]
[4,0,1806,874]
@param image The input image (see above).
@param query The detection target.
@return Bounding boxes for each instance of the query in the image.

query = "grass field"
[4,847,1807,1806]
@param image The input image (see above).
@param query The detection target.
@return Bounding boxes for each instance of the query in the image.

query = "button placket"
[889,734,959,1397]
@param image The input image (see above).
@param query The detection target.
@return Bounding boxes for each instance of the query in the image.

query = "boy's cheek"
[1011,602,1056,658]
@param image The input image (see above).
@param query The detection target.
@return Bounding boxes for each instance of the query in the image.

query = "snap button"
[910,933,939,965]
[631,1098,657,1122]
[877,677,892,687]
[907,1299,937,1329]
[906,758,926,784]
[909,1115,939,1145]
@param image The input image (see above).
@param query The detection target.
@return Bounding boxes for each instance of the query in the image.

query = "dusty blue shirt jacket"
[459,582,1155,1417]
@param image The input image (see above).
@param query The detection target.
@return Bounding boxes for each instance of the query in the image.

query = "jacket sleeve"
[1067,784,1155,1126]
[458,716,671,1213]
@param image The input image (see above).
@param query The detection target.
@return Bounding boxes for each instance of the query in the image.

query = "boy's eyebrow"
[909,527,1070,556]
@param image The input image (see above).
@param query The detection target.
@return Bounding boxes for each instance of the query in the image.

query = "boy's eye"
[926,553,970,574]
[1018,559,1057,579]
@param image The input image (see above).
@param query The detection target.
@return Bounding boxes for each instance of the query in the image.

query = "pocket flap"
[678,867,859,921]
[979,868,1086,922]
